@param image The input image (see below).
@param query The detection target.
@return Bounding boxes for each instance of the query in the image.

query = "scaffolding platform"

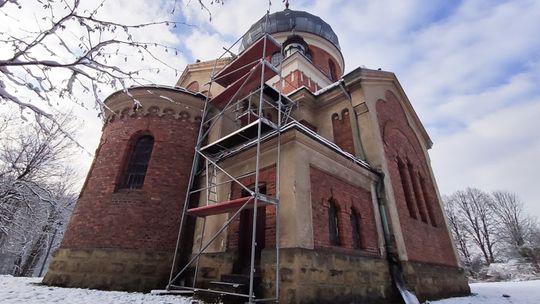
[210,61,279,108]
[214,35,281,87]
[200,118,277,156]
[187,196,275,217]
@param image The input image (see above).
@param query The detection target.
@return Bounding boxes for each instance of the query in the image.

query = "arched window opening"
[283,35,310,58]
[120,135,154,189]
[398,159,417,219]
[187,81,199,92]
[328,199,340,246]
[351,210,363,249]
[328,59,337,81]
[409,163,428,223]
[420,176,437,227]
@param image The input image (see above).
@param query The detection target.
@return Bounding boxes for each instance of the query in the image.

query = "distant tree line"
[443,188,539,277]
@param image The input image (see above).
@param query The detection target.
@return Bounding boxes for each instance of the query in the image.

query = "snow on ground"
[431,280,540,304]
[2,275,540,304]
[0,275,192,304]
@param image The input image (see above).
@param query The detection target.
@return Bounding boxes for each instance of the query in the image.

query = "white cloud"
[185,30,233,61]
[431,100,540,218]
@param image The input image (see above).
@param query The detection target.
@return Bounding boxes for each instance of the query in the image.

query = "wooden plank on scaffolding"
[187,197,271,217]
[199,117,277,155]
[210,61,278,109]
[214,35,281,87]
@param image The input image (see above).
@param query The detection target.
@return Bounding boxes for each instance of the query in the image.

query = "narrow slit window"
[120,135,154,189]
[351,210,363,249]
[328,199,340,246]
[398,159,417,219]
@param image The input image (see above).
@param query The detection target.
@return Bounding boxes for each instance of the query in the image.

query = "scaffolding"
[164,23,294,303]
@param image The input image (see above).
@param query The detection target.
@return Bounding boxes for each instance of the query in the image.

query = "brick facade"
[61,113,199,252]
[331,108,356,155]
[274,70,322,94]
[309,166,379,255]
[227,165,277,250]
[376,90,457,266]
[307,45,342,81]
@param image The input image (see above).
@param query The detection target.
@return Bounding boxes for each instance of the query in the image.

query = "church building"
[44,7,470,304]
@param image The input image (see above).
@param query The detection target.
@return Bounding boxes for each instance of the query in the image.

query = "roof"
[240,9,340,52]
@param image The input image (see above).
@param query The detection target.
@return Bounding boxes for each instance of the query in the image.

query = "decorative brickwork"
[274,70,321,94]
[309,166,379,255]
[376,90,457,266]
[331,108,355,155]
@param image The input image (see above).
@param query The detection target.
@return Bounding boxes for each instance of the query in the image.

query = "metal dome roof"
[240,9,340,52]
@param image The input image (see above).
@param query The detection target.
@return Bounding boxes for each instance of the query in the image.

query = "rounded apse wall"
[43,87,204,291]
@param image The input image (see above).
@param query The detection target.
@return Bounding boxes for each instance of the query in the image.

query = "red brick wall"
[376,90,458,266]
[310,166,379,255]
[308,45,342,81]
[227,165,277,249]
[273,70,321,94]
[331,108,355,155]
[61,112,200,252]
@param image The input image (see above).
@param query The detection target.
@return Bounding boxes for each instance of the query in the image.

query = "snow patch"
[0,275,194,304]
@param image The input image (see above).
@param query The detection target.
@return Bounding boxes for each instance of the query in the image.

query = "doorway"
[233,184,266,274]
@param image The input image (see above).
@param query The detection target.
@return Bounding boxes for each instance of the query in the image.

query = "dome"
[240,9,340,52]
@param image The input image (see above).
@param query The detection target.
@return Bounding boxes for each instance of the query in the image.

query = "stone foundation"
[196,248,470,303]
[402,261,470,301]
[265,248,399,303]
[43,248,174,292]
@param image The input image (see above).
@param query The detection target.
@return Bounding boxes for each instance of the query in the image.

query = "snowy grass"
[0,275,193,304]
[2,275,540,303]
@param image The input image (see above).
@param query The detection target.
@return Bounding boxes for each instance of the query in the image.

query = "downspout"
[375,171,420,304]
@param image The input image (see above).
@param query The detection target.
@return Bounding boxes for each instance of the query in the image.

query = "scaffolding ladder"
[164,31,294,303]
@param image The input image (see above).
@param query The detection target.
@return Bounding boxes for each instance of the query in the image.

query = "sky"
[175,0,540,219]
[2,0,539,219]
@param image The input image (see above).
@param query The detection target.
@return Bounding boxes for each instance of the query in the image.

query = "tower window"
[120,135,154,189]
[284,43,306,57]
[328,59,337,81]
[328,199,340,246]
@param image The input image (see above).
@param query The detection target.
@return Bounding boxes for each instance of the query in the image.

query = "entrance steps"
[193,274,261,304]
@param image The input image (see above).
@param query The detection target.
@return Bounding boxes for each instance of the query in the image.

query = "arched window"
[120,135,154,189]
[328,199,340,246]
[398,158,417,219]
[350,210,363,249]
[187,81,199,92]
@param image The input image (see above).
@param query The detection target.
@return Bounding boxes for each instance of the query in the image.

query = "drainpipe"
[375,171,420,304]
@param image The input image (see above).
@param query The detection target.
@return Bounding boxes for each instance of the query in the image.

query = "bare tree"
[448,188,498,264]
[0,0,193,122]
[443,195,472,266]
[0,110,79,275]
[491,191,534,249]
